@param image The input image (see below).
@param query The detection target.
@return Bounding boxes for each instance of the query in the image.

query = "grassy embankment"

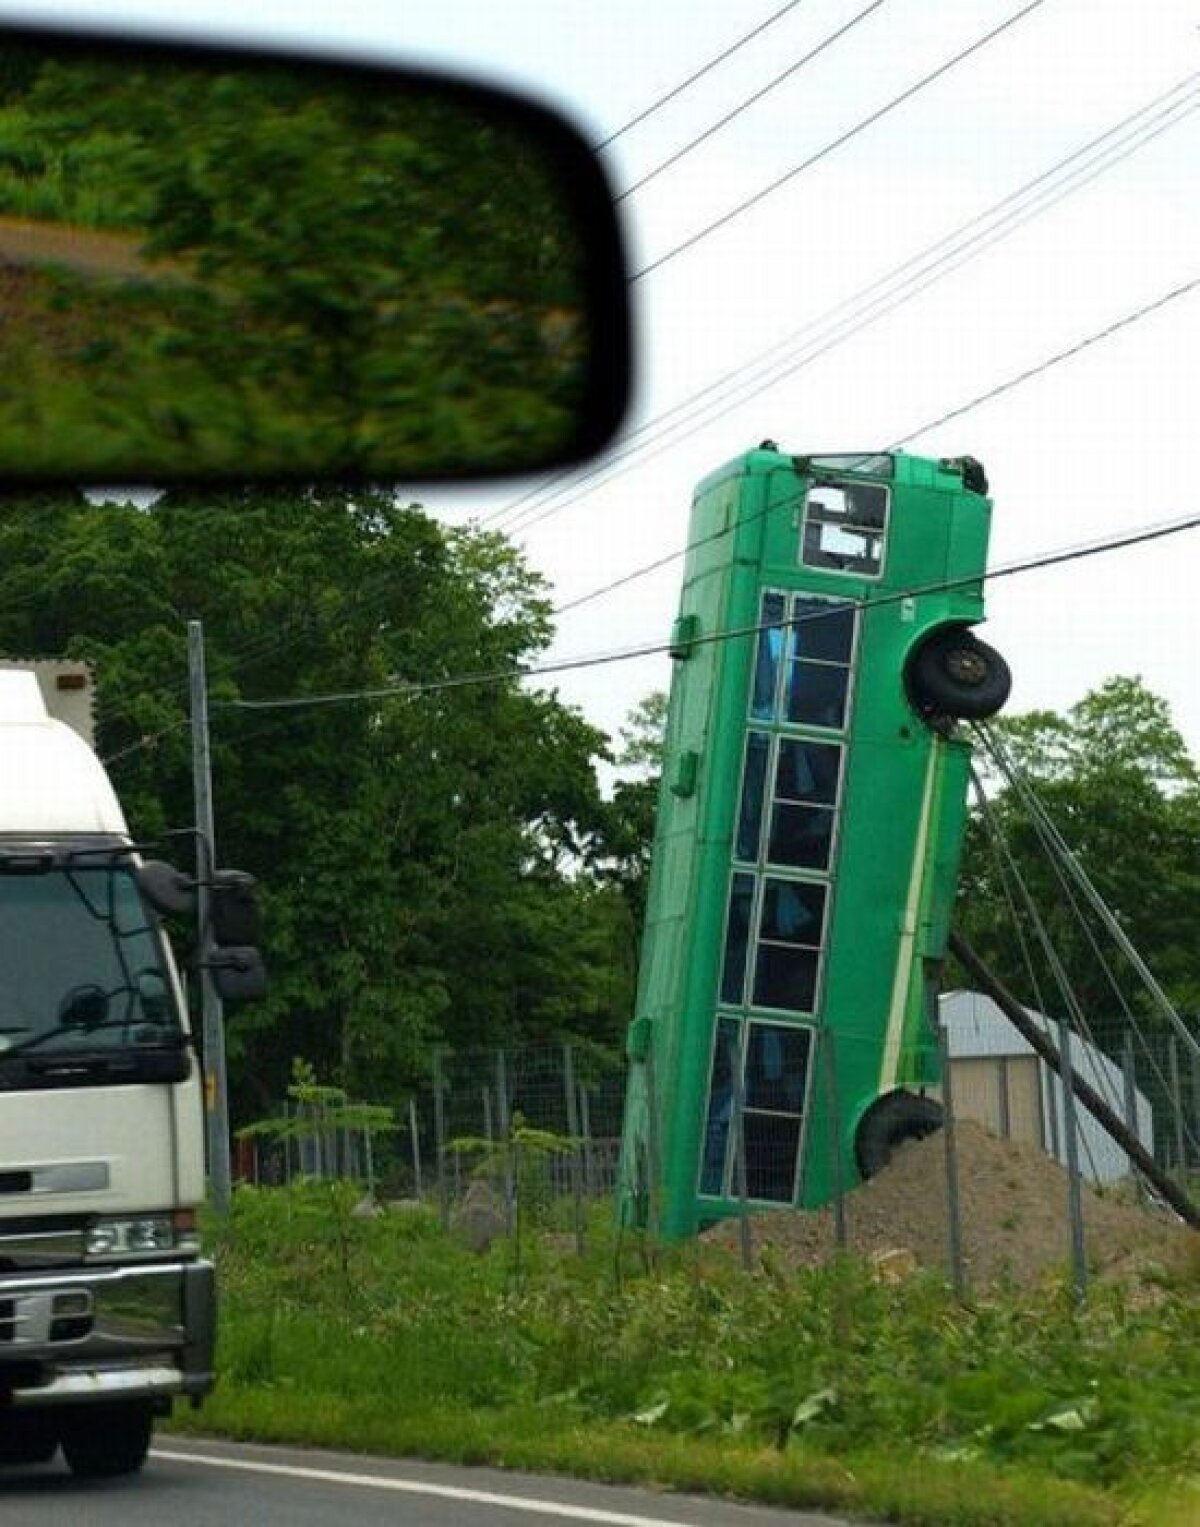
[171,1181,1200,1527]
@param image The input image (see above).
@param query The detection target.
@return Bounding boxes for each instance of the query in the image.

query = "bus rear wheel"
[855,1090,944,1180]
[906,628,1010,721]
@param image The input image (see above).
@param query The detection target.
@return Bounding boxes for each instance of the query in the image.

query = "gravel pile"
[705,1120,1196,1288]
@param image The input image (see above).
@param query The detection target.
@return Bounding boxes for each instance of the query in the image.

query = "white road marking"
[150,1449,715,1526]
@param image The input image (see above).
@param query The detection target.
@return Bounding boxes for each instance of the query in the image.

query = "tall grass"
[173,1182,1200,1524]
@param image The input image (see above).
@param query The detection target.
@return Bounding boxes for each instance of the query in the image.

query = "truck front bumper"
[0,1258,214,1408]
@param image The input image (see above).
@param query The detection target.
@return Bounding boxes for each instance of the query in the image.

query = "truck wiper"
[0,1018,181,1059]
[0,850,55,875]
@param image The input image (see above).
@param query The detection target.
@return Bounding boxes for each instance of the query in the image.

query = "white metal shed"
[939,990,1153,1185]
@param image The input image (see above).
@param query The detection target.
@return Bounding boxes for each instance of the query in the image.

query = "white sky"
[6,0,1200,759]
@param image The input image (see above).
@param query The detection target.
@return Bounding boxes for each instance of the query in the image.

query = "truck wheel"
[905,628,1010,721]
[59,1401,153,1478]
[855,1090,943,1180]
[0,1411,58,1466]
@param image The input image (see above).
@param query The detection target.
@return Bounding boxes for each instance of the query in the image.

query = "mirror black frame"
[0,20,632,485]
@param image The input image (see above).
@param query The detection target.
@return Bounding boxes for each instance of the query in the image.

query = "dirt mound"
[704,1120,1196,1288]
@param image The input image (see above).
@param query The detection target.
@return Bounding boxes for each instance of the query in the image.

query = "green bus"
[618,445,1009,1239]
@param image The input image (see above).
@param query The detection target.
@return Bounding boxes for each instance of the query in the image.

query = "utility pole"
[188,620,231,1214]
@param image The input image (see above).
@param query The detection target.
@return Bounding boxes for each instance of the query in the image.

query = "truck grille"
[0,1291,92,1345]
[0,1217,86,1270]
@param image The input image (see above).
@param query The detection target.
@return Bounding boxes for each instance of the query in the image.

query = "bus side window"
[801,480,888,576]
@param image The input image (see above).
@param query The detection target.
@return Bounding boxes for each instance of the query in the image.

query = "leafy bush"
[188,1186,1199,1523]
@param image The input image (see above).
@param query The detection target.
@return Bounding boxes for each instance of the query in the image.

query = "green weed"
[175,1185,1199,1525]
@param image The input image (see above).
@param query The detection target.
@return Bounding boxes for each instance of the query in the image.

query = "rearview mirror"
[0,25,630,483]
[137,859,195,917]
[207,946,268,1005]
[210,870,261,948]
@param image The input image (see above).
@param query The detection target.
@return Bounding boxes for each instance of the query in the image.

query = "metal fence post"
[823,1031,846,1252]
[408,1097,424,1200]
[495,1050,515,1234]
[432,1048,449,1230]
[579,1084,595,1198]
[1191,1040,1200,1173]
[363,1124,376,1198]
[482,1087,494,1149]
[1055,1015,1088,1303]
[1044,1054,1061,1160]
[937,1024,966,1301]
[563,1043,585,1254]
[1121,1035,1144,1201]
[1169,1035,1186,1174]
[997,1055,1011,1139]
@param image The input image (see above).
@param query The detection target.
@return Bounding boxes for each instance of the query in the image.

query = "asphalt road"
[0,1434,856,1527]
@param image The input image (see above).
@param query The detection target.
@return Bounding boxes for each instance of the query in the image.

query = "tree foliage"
[0,46,588,474]
[0,488,632,1115]
[954,676,1200,1026]
[590,691,668,954]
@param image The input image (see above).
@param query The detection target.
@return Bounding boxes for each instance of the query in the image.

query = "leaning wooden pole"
[950,933,1200,1231]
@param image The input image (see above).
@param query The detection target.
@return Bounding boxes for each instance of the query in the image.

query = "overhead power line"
[887,273,1200,445]
[99,263,1200,763]
[633,0,1048,280]
[617,0,887,202]
[486,64,1200,538]
[543,268,1200,615]
[221,506,1200,716]
[594,0,806,150]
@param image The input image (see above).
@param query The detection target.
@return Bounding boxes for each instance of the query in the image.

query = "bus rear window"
[800,479,888,576]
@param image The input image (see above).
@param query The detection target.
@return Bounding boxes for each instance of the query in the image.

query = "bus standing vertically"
[618,445,1009,1240]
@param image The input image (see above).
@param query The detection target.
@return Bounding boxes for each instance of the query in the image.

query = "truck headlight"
[84,1210,201,1260]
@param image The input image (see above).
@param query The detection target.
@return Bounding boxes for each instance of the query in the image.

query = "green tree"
[0,487,623,1113]
[591,691,667,953]
[954,676,1200,1029]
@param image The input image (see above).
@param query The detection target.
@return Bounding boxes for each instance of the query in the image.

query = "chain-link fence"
[235,1005,1199,1300]
[237,1042,627,1240]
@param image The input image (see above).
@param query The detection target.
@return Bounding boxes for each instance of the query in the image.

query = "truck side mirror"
[138,860,196,917]
[210,870,261,946]
[207,947,267,1005]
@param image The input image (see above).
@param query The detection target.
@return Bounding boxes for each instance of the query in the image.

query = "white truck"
[0,667,260,1476]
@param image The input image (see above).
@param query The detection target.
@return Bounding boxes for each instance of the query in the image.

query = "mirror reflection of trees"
[0,42,588,476]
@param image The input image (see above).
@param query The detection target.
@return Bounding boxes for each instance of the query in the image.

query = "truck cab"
[0,668,216,1476]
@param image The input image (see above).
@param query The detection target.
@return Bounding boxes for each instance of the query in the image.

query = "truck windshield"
[0,864,180,1056]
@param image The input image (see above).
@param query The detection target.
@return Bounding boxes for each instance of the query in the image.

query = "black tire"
[855,1090,944,1180]
[905,627,1011,721]
[0,1411,58,1467]
[59,1401,153,1479]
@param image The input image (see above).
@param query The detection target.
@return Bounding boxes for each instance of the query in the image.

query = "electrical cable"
[616,1,887,202]
[972,742,1130,1122]
[551,269,1200,614]
[95,270,1200,761]
[488,75,1200,536]
[594,0,806,150]
[632,0,1047,281]
[888,273,1200,445]
[214,505,1200,715]
[103,66,1189,694]
[977,722,1200,1147]
[968,770,1106,1182]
